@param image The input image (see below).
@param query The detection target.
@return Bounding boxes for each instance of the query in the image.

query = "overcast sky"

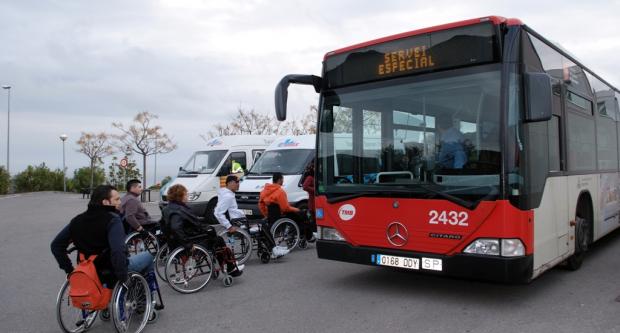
[0,0,619,185]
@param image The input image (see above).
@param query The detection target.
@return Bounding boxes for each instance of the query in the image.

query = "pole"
[60,134,68,192]
[153,142,157,186]
[62,140,66,192]
[2,86,10,174]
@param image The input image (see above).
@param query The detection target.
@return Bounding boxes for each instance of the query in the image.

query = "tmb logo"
[338,204,356,221]
[277,138,300,147]
[207,139,223,147]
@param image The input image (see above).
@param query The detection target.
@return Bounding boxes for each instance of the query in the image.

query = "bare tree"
[202,106,317,140]
[112,112,177,188]
[76,132,114,191]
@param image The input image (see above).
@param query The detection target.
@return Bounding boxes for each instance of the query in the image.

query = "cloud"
[0,0,619,183]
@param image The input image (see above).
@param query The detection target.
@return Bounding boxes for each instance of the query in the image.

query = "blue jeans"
[128,252,154,275]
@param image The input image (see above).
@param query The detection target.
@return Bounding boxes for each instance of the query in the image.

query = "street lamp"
[60,134,68,192]
[2,85,10,174]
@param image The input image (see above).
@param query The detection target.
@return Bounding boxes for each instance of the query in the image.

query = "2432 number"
[428,210,468,226]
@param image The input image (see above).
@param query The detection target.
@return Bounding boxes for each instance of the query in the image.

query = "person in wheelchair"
[121,179,158,234]
[51,185,163,318]
[216,175,289,259]
[259,172,312,242]
[163,184,244,277]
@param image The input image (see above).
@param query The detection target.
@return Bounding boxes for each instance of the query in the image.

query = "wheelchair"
[163,230,242,293]
[56,248,163,333]
[229,204,303,264]
[124,221,165,259]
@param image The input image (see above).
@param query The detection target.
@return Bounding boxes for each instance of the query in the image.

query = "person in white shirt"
[214,175,245,233]
[215,175,289,258]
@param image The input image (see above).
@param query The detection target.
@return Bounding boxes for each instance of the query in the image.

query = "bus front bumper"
[316,240,533,283]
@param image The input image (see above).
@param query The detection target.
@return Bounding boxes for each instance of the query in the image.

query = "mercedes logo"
[386,222,408,247]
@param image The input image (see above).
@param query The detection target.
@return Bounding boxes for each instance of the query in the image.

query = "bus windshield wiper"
[416,184,476,210]
[326,188,413,204]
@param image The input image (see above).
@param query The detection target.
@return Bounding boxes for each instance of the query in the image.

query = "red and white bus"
[274,16,620,282]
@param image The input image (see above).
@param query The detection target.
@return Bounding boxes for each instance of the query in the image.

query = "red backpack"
[68,254,112,310]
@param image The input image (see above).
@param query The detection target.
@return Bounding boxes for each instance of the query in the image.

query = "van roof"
[266,134,315,151]
[204,135,276,149]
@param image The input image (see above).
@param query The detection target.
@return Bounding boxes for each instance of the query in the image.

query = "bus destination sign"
[378,45,435,76]
[324,22,499,88]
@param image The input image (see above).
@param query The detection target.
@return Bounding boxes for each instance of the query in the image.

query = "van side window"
[229,152,247,174]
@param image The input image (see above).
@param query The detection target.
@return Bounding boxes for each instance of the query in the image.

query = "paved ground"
[2,192,620,333]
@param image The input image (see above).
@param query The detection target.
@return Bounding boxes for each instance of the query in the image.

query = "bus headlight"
[463,238,500,256]
[501,239,525,257]
[463,238,525,257]
[188,192,201,201]
[318,226,345,241]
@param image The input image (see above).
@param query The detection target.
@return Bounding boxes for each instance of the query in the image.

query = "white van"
[235,135,315,219]
[160,135,275,222]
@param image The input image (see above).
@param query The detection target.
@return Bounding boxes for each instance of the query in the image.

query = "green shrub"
[0,166,10,195]
[13,163,64,192]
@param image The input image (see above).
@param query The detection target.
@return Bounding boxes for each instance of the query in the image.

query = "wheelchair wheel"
[125,232,159,257]
[99,309,110,322]
[259,251,271,264]
[165,245,213,294]
[111,272,152,333]
[155,244,170,282]
[270,218,300,251]
[218,228,253,265]
[298,239,308,250]
[56,280,99,333]
[223,275,233,287]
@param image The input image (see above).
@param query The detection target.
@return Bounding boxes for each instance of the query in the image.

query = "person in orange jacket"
[259,172,313,241]
[259,172,300,217]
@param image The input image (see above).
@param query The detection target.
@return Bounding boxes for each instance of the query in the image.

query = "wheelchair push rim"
[125,232,160,257]
[270,218,300,251]
[218,228,253,265]
[164,245,214,294]
[112,272,152,333]
[56,280,99,333]
[155,244,170,282]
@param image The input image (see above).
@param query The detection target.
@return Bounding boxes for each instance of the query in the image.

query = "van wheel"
[566,199,592,270]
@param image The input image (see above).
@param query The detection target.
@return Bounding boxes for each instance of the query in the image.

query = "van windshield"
[180,150,227,175]
[248,149,313,176]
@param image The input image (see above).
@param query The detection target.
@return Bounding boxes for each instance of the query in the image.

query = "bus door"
[551,82,568,256]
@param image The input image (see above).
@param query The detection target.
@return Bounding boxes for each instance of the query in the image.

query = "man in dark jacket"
[120,179,153,233]
[51,185,153,285]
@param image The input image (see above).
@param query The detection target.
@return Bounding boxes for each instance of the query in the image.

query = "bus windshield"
[248,149,314,176]
[318,66,501,203]
[180,150,227,175]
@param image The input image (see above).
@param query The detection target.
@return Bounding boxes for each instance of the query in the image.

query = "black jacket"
[162,201,213,249]
[51,205,128,284]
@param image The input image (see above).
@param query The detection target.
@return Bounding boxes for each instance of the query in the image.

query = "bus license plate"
[242,209,253,216]
[374,254,419,270]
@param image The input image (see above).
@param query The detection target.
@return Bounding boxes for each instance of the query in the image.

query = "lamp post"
[2,85,10,174]
[153,140,158,186]
[60,134,68,192]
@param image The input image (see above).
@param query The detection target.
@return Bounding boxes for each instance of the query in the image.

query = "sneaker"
[271,246,290,259]
[228,264,244,277]
[307,235,317,243]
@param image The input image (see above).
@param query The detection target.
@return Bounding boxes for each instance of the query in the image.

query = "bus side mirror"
[275,74,322,121]
[524,72,553,122]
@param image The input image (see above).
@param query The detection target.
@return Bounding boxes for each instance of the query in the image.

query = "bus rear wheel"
[566,204,592,271]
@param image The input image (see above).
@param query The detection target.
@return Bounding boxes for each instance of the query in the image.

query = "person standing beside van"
[301,161,317,243]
